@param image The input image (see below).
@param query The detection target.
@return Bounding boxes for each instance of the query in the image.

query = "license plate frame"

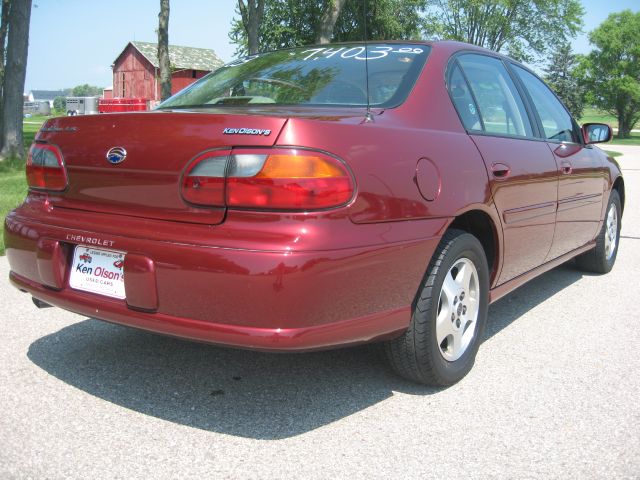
[69,246,126,299]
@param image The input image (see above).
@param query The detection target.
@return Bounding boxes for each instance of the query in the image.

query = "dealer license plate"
[69,246,126,299]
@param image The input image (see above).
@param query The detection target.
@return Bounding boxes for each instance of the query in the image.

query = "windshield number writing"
[299,46,423,62]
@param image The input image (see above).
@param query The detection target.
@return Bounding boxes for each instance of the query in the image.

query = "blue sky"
[24,0,640,92]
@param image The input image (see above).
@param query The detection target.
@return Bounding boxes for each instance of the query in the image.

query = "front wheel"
[385,229,489,386]
[576,190,621,274]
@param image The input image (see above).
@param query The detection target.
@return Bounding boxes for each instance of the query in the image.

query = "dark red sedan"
[4,41,623,386]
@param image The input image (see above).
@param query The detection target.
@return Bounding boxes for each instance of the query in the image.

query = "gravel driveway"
[1,146,638,479]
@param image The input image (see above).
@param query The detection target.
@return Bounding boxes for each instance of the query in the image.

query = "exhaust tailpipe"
[32,297,53,309]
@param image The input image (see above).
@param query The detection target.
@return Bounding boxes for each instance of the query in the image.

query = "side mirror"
[582,123,612,144]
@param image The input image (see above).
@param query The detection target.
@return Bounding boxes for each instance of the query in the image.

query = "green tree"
[333,0,425,42]
[71,84,103,97]
[229,1,322,56]
[53,96,66,112]
[580,10,640,138]
[544,43,584,119]
[423,0,583,62]
[229,0,425,56]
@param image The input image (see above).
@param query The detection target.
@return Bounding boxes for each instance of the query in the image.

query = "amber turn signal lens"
[257,154,346,179]
[226,149,354,210]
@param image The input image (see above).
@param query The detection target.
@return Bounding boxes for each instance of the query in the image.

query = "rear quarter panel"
[277,117,494,225]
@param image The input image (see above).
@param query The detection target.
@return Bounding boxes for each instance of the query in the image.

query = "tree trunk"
[158,0,171,102]
[316,0,346,44]
[617,115,630,139]
[1,0,31,160]
[0,0,11,118]
[239,0,264,55]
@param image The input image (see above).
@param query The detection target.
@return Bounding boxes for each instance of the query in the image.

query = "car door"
[451,53,559,284]
[511,65,606,260]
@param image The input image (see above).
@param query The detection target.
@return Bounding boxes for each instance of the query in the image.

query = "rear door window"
[454,54,533,138]
[512,65,579,143]
[448,63,482,131]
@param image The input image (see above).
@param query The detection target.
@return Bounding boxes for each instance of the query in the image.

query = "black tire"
[575,189,621,274]
[385,229,489,386]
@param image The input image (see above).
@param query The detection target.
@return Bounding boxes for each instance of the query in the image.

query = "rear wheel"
[576,190,621,274]
[385,229,489,386]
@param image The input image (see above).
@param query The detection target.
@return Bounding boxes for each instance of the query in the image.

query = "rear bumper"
[4,203,445,351]
[10,271,410,351]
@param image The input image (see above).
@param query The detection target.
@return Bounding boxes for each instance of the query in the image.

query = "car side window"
[512,65,579,143]
[457,54,533,138]
[447,62,482,131]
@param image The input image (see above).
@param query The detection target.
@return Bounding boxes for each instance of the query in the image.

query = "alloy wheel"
[604,204,618,261]
[436,258,480,361]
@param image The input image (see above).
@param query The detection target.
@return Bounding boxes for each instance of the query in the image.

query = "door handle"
[491,163,510,178]
[561,161,572,175]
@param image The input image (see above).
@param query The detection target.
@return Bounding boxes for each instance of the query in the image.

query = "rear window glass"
[157,44,429,110]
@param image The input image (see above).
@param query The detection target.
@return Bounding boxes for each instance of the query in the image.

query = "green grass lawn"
[608,132,640,146]
[22,119,42,146]
[603,150,623,158]
[24,113,60,124]
[580,108,618,128]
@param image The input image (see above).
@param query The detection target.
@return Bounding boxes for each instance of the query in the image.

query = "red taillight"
[26,143,67,191]
[181,149,354,210]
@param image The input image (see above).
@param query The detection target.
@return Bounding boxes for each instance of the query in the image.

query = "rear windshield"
[157,43,430,110]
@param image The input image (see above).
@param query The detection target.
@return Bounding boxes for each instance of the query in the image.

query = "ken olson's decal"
[223,127,271,136]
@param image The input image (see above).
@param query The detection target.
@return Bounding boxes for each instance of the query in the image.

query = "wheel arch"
[447,208,502,285]
[612,176,625,215]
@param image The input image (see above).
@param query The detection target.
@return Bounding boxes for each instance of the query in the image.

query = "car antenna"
[363,0,373,123]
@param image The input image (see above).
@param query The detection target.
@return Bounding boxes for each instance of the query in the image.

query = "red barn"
[111,41,224,104]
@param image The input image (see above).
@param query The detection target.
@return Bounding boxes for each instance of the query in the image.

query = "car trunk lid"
[35,111,287,225]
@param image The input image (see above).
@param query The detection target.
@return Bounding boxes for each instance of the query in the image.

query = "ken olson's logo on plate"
[106,147,127,164]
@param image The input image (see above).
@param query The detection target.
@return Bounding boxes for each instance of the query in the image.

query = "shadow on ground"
[27,263,584,439]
